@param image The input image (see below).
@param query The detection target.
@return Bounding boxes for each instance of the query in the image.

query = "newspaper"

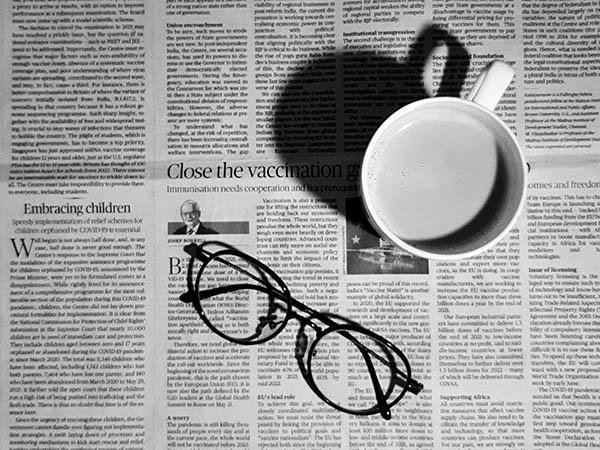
[2,1,600,449]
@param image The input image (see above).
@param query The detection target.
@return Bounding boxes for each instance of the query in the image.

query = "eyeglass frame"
[179,241,424,420]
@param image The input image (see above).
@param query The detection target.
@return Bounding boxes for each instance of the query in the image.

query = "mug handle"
[466,60,515,111]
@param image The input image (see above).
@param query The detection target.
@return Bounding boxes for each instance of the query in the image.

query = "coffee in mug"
[360,61,527,260]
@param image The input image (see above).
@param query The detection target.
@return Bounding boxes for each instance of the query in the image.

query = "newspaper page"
[1,1,599,449]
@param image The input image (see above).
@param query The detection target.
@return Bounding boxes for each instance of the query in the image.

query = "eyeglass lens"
[198,250,289,343]
[306,328,409,415]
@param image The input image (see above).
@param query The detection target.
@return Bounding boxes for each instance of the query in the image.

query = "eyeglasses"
[179,241,423,420]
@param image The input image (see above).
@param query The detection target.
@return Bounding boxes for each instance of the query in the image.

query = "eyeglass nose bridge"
[293,318,323,354]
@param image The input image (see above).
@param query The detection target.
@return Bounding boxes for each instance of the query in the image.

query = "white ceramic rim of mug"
[360,97,527,261]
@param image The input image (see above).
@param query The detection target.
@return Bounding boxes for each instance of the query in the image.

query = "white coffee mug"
[360,61,527,260]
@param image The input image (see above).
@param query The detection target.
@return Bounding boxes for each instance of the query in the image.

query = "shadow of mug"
[272,24,470,219]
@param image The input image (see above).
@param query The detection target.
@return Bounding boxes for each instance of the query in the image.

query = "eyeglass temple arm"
[361,347,392,420]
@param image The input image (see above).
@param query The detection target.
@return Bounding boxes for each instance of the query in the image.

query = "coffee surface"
[368,113,498,241]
